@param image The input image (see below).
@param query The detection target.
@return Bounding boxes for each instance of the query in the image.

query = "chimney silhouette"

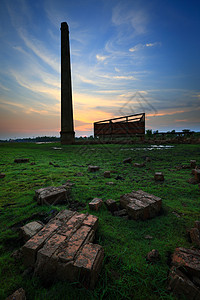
[60,22,75,144]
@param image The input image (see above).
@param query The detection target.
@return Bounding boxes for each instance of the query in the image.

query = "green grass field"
[0,142,199,299]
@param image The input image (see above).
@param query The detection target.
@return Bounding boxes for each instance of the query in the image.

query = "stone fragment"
[35,186,69,205]
[190,160,197,169]
[120,190,162,220]
[194,169,200,182]
[14,158,29,163]
[104,171,111,178]
[146,156,151,162]
[106,182,115,185]
[105,199,118,213]
[146,249,160,263]
[75,172,83,176]
[133,163,145,167]
[154,172,164,181]
[6,288,26,300]
[0,173,5,178]
[187,177,199,184]
[123,157,132,164]
[168,266,200,300]
[113,209,127,217]
[190,228,200,247]
[145,235,153,240]
[88,165,100,172]
[172,247,200,278]
[20,221,44,242]
[190,160,197,168]
[182,165,191,169]
[89,198,103,211]
[195,221,200,231]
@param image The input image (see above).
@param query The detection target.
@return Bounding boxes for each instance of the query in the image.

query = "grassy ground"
[0,142,200,299]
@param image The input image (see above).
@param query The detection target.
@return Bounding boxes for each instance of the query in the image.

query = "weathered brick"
[82,215,99,231]
[189,228,200,247]
[123,157,132,164]
[104,171,111,178]
[14,158,29,163]
[89,198,103,211]
[88,165,100,172]
[120,190,162,220]
[190,160,197,168]
[105,199,118,213]
[22,221,60,266]
[6,288,26,300]
[74,243,104,288]
[194,169,200,182]
[56,226,94,262]
[35,186,68,205]
[20,221,44,242]
[154,172,164,181]
[172,247,200,278]
[168,266,200,300]
[0,173,5,178]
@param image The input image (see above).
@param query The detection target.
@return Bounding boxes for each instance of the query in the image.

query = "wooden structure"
[94,113,145,138]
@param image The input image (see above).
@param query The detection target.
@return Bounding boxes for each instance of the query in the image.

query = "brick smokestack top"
[60,22,75,144]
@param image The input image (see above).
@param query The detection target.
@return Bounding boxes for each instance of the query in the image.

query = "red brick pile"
[22,210,104,288]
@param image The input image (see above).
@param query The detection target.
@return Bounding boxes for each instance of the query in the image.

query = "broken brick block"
[168,266,200,300]
[104,171,111,178]
[22,210,103,288]
[120,190,162,220]
[190,228,200,247]
[123,157,132,164]
[35,186,69,205]
[89,198,103,211]
[74,243,104,288]
[6,288,26,300]
[154,172,164,181]
[20,221,44,242]
[194,169,200,182]
[88,165,100,172]
[105,199,118,213]
[113,209,128,217]
[133,163,145,167]
[0,173,5,178]
[14,158,29,163]
[172,247,200,278]
[190,160,197,169]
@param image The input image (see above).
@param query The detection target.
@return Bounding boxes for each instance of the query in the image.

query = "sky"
[0,0,200,139]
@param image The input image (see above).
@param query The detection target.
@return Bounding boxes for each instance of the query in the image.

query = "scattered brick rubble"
[120,190,162,220]
[35,185,71,205]
[22,210,104,288]
[123,157,132,164]
[188,168,200,184]
[0,173,5,178]
[88,165,100,172]
[191,160,197,168]
[133,163,145,168]
[6,288,26,300]
[105,199,118,213]
[189,221,200,247]
[146,249,160,263]
[89,198,103,211]
[14,158,29,163]
[168,247,200,299]
[104,171,111,178]
[154,172,164,181]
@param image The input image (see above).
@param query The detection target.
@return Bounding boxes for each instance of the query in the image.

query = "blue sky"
[0,0,199,139]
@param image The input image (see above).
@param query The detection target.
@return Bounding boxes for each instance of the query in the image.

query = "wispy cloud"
[18,29,60,72]
[129,42,161,52]
[96,54,108,62]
